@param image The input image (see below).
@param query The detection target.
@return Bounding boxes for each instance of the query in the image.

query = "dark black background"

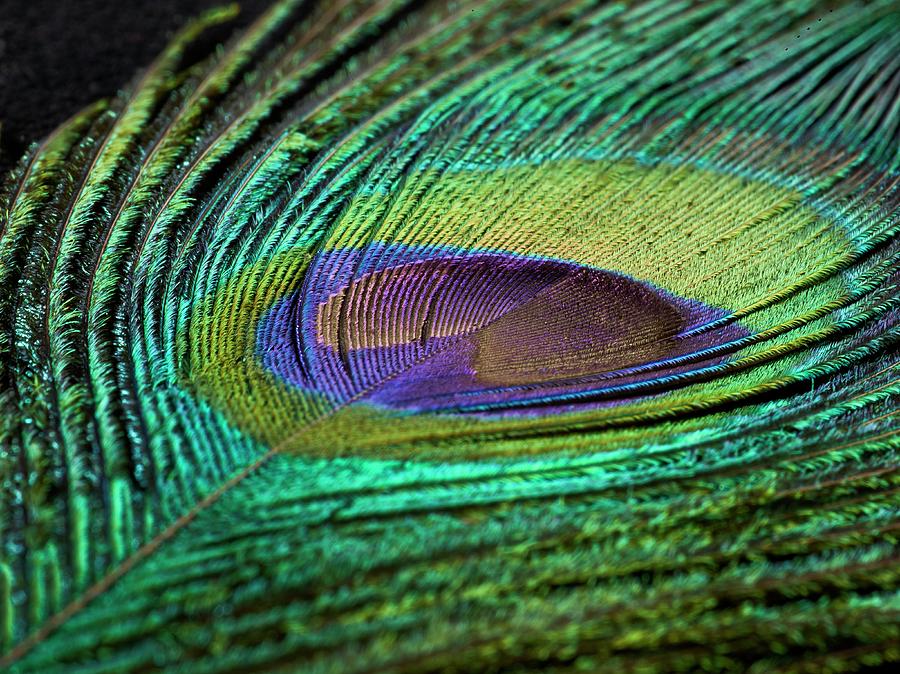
[0,0,271,176]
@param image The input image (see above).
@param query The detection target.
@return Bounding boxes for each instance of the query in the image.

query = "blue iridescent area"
[257,245,751,414]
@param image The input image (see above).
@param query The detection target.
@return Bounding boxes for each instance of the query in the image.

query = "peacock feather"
[1,0,899,671]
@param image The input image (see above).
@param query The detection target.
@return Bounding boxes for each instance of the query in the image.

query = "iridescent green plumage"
[1,1,899,671]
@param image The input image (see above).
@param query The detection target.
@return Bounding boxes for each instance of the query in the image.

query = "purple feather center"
[257,246,750,414]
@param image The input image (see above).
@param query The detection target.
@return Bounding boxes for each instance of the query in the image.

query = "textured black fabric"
[0,0,269,175]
